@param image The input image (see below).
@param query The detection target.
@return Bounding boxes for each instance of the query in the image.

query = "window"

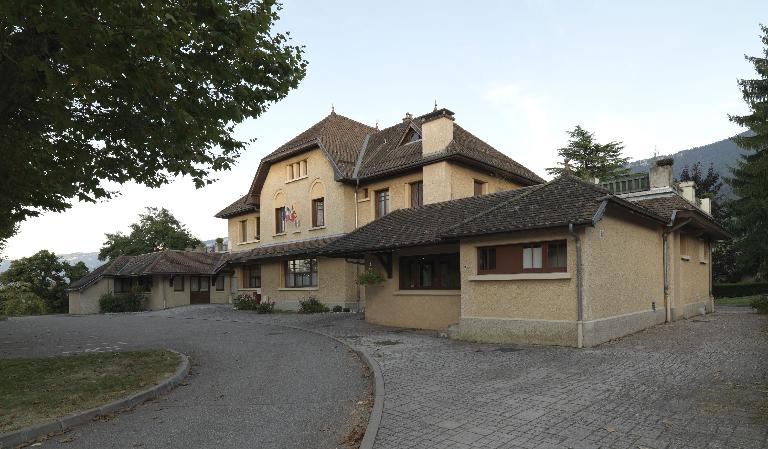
[699,239,708,263]
[478,247,496,271]
[375,189,390,218]
[244,265,261,289]
[191,276,209,292]
[361,188,369,199]
[547,241,567,269]
[404,128,421,143]
[255,217,260,240]
[473,180,486,197]
[275,207,286,234]
[286,159,308,181]
[410,181,423,208]
[476,240,567,274]
[523,244,543,270]
[312,198,325,227]
[215,275,225,291]
[114,277,131,293]
[680,234,690,258]
[400,253,460,290]
[240,220,248,242]
[173,276,185,291]
[285,259,318,288]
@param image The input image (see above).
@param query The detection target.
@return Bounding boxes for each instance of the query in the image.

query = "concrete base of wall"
[452,317,579,347]
[582,309,666,347]
[671,300,712,321]
[275,300,361,312]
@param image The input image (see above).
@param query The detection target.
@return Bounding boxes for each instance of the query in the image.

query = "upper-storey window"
[403,128,421,144]
[240,219,248,242]
[473,180,487,197]
[275,207,286,234]
[255,217,261,240]
[375,189,390,218]
[286,160,308,182]
[312,198,325,227]
[410,181,423,207]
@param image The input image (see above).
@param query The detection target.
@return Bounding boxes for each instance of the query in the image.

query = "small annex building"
[67,250,234,314]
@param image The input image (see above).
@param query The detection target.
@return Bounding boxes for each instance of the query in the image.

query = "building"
[67,250,234,313]
[216,108,544,311]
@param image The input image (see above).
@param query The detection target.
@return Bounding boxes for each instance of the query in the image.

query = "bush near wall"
[713,282,768,298]
[99,292,146,313]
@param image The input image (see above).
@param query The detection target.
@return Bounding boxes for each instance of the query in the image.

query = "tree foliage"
[727,24,768,279]
[547,126,630,180]
[677,161,726,221]
[0,250,86,313]
[99,207,201,261]
[0,0,307,248]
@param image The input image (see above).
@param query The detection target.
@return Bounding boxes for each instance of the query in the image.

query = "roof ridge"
[442,181,554,235]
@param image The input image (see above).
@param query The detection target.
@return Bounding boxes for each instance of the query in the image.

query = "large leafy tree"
[0,250,86,313]
[99,207,201,260]
[0,1,306,248]
[727,24,768,278]
[547,125,630,180]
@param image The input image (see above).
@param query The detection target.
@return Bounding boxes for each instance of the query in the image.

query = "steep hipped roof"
[215,194,258,219]
[224,108,545,215]
[68,250,231,291]
[320,175,667,256]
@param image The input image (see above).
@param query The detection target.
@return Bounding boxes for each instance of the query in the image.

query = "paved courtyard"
[2,305,767,449]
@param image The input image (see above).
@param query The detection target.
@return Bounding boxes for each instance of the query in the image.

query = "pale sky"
[4,0,765,260]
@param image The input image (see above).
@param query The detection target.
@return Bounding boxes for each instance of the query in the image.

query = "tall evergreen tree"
[727,24,768,278]
[547,125,630,180]
[678,162,726,221]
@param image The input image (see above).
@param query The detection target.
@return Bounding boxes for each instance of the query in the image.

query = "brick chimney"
[649,157,674,189]
[421,108,455,155]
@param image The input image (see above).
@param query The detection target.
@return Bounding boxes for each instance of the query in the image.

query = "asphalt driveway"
[0,308,369,449]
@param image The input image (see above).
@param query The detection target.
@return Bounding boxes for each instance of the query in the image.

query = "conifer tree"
[547,126,629,181]
[727,24,768,278]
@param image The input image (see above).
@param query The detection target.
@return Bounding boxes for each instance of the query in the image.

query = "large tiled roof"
[320,175,667,256]
[230,108,545,215]
[215,194,258,219]
[68,250,230,291]
[227,236,341,263]
[631,195,697,222]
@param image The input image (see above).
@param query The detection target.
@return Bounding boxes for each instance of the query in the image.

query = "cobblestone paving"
[150,306,768,449]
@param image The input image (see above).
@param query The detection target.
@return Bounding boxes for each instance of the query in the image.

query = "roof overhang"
[673,210,731,240]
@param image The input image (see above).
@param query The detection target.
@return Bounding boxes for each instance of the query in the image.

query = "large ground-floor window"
[284,258,318,288]
[399,253,460,290]
[243,265,261,289]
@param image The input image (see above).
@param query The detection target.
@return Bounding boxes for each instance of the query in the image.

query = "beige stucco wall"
[423,161,521,205]
[227,212,261,251]
[362,245,461,331]
[69,278,112,314]
[251,257,360,310]
[357,171,423,226]
[582,210,664,320]
[459,229,578,321]
[669,231,711,318]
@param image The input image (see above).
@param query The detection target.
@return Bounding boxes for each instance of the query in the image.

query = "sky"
[4,0,766,260]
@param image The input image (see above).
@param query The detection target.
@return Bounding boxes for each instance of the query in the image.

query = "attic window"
[404,128,421,144]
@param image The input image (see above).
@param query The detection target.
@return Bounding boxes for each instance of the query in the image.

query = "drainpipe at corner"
[568,223,584,348]
[663,217,692,323]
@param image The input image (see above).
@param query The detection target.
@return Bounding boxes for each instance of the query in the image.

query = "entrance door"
[190,276,211,304]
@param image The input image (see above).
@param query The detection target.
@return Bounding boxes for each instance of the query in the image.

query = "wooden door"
[190,276,211,304]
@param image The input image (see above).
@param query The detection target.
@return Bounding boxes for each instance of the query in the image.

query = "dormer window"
[403,128,421,144]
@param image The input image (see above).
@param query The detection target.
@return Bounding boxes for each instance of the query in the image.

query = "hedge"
[713,282,768,298]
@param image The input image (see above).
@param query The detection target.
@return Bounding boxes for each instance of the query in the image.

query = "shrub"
[299,296,329,314]
[99,292,146,313]
[254,300,275,314]
[233,293,260,310]
[713,282,768,298]
[357,267,385,285]
[332,305,343,313]
[0,286,48,316]
[342,307,350,313]
[750,295,768,314]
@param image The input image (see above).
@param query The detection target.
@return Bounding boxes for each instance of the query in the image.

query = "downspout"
[568,223,584,348]
[662,216,692,323]
[354,179,361,311]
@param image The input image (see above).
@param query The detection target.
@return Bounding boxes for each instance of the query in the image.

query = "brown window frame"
[240,219,248,242]
[399,253,460,290]
[284,259,318,288]
[375,189,389,219]
[275,207,286,234]
[473,180,486,197]
[243,265,261,289]
[410,181,423,208]
[114,277,132,293]
[190,276,210,292]
[312,197,325,228]
[173,276,185,292]
[476,240,567,275]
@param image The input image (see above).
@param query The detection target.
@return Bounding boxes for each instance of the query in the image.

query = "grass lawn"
[715,296,760,307]
[0,349,181,433]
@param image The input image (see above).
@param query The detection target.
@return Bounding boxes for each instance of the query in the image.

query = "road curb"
[273,323,384,449]
[0,349,190,449]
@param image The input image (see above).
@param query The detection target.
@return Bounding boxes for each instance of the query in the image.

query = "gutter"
[568,223,584,348]
[662,215,692,323]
